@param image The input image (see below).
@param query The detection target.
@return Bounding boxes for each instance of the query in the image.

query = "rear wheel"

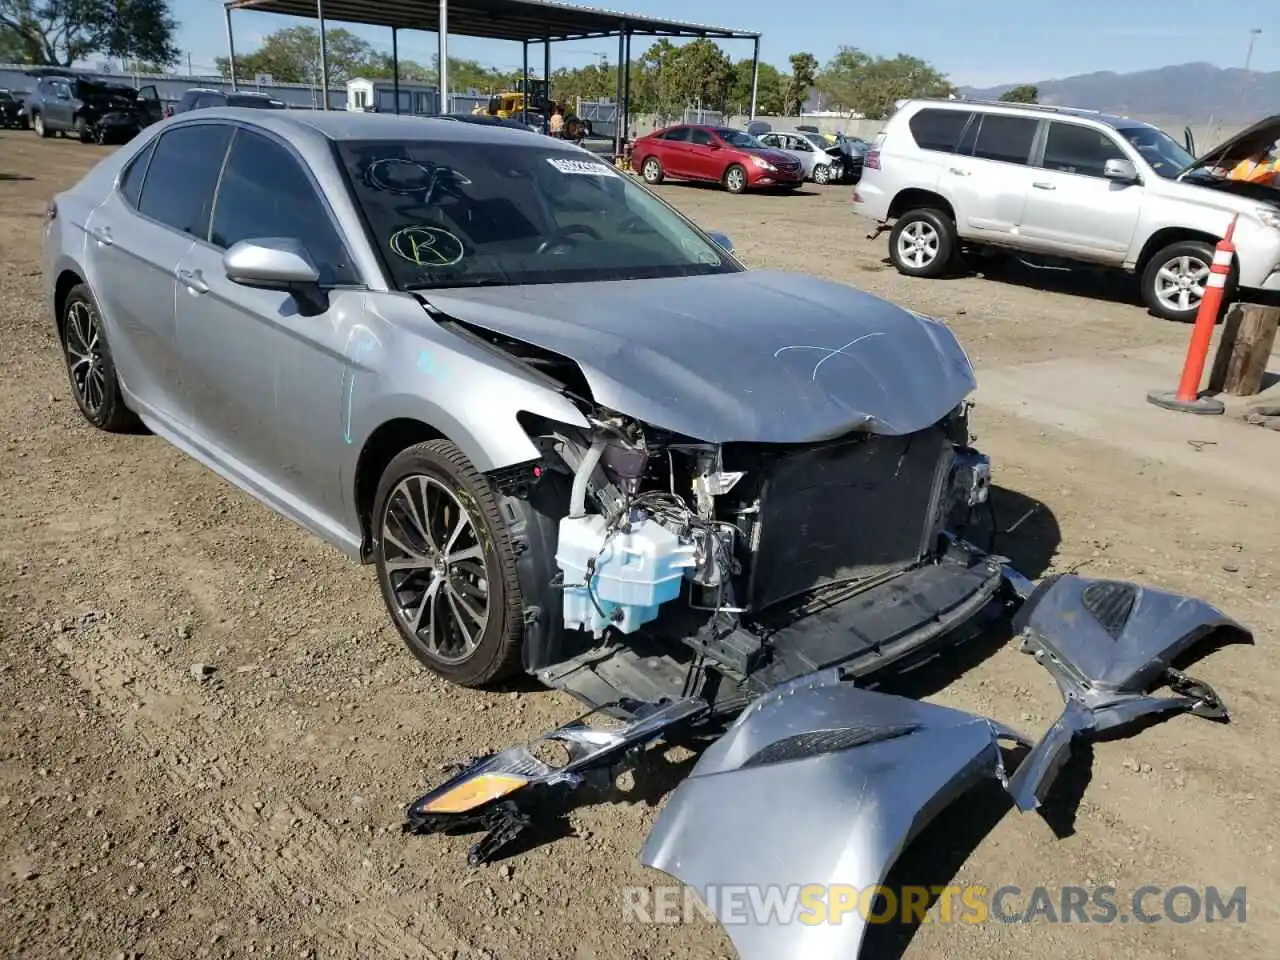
[60,284,140,432]
[373,440,525,687]
[641,156,664,184]
[723,164,748,194]
[1141,240,1220,323]
[888,208,956,278]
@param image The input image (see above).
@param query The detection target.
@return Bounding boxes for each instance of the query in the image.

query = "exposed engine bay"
[488,395,998,715]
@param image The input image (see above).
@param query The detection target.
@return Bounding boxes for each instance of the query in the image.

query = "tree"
[0,0,178,67]
[999,83,1038,104]
[816,46,954,119]
[726,58,782,116]
[215,26,384,85]
[782,51,817,116]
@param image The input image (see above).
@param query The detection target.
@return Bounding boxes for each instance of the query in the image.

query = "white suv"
[854,99,1280,322]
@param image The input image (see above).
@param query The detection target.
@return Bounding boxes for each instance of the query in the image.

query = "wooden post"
[1207,302,1280,397]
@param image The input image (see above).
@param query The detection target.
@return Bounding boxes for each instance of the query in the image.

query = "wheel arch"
[887,188,956,223]
[1135,228,1224,274]
[353,417,448,561]
[53,268,85,340]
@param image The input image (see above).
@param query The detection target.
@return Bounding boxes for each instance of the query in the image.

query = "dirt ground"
[2,131,1278,960]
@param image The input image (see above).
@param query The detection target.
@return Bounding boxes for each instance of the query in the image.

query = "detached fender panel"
[1006,574,1251,811]
[639,670,1029,960]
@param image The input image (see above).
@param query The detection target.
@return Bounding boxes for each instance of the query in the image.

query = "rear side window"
[969,114,1038,165]
[210,128,357,285]
[907,109,972,152]
[661,127,690,142]
[118,140,155,208]
[137,123,233,238]
[1042,122,1126,177]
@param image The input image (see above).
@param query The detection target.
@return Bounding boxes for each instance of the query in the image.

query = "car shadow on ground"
[661,180,822,198]
[0,172,35,181]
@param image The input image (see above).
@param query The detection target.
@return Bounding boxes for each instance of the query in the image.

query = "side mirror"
[707,231,733,253]
[1103,158,1140,184]
[224,237,321,288]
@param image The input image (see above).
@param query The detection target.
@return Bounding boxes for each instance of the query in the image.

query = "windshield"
[1115,125,1195,178]
[714,128,762,149]
[337,139,738,290]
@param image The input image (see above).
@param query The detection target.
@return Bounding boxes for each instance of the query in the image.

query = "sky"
[172,0,1277,87]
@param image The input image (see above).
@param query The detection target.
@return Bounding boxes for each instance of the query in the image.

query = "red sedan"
[632,124,805,194]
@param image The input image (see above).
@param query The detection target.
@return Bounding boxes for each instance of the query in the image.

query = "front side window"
[970,114,1038,165]
[210,128,357,285]
[1042,122,1127,177]
[908,108,972,152]
[337,139,739,291]
[1116,125,1195,179]
[137,123,232,238]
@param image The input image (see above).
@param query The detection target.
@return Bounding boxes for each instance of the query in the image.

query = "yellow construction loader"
[474,79,591,141]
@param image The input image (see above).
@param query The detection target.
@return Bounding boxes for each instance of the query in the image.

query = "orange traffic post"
[1147,215,1238,415]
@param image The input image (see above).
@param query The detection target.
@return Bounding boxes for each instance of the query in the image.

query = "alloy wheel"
[380,474,490,665]
[33,114,43,136]
[1154,254,1210,314]
[897,220,940,269]
[814,165,830,184]
[64,300,107,416]
[726,168,746,192]
[643,158,660,182]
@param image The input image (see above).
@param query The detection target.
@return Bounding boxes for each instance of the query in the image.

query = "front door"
[173,124,363,520]
[1018,120,1143,263]
[46,79,74,129]
[944,112,1040,241]
[136,85,163,126]
[686,127,722,180]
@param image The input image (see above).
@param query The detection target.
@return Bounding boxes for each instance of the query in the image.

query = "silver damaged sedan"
[45,110,1244,960]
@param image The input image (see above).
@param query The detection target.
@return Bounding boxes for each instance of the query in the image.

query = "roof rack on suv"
[930,96,1103,116]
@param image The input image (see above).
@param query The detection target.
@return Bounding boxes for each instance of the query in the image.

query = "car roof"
[166,107,578,148]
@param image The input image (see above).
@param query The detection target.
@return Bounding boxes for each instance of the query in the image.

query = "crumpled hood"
[422,270,975,442]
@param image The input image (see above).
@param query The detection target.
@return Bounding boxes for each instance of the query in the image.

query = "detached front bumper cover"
[1005,573,1250,811]
[640,669,1030,960]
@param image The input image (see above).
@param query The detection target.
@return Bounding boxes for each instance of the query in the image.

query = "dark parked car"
[25,75,163,143]
[632,124,804,194]
[0,89,29,129]
[172,88,288,114]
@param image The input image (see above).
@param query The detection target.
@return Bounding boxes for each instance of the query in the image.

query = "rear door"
[83,125,232,420]
[1018,120,1144,263]
[657,126,692,177]
[172,124,364,518]
[946,112,1039,240]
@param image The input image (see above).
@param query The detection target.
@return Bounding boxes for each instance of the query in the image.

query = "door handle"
[176,268,208,294]
[949,167,970,177]
[89,225,113,246]
[1032,182,1056,190]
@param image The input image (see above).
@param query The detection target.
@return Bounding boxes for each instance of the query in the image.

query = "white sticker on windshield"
[546,157,616,176]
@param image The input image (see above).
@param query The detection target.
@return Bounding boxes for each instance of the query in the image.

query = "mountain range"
[961,62,1279,125]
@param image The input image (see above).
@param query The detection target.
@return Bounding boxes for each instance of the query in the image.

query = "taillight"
[864,148,881,170]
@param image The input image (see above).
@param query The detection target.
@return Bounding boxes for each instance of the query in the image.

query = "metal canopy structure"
[225,0,759,43]
[222,0,762,156]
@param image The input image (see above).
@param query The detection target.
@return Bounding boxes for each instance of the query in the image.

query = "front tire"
[723,164,748,194]
[33,112,51,138]
[888,208,956,278]
[74,116,91,143]
[813,164,831,185]
[60,284,140,432]
[1141,240,1221,323]
[641,156,664,184]
[373,440,525,687]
